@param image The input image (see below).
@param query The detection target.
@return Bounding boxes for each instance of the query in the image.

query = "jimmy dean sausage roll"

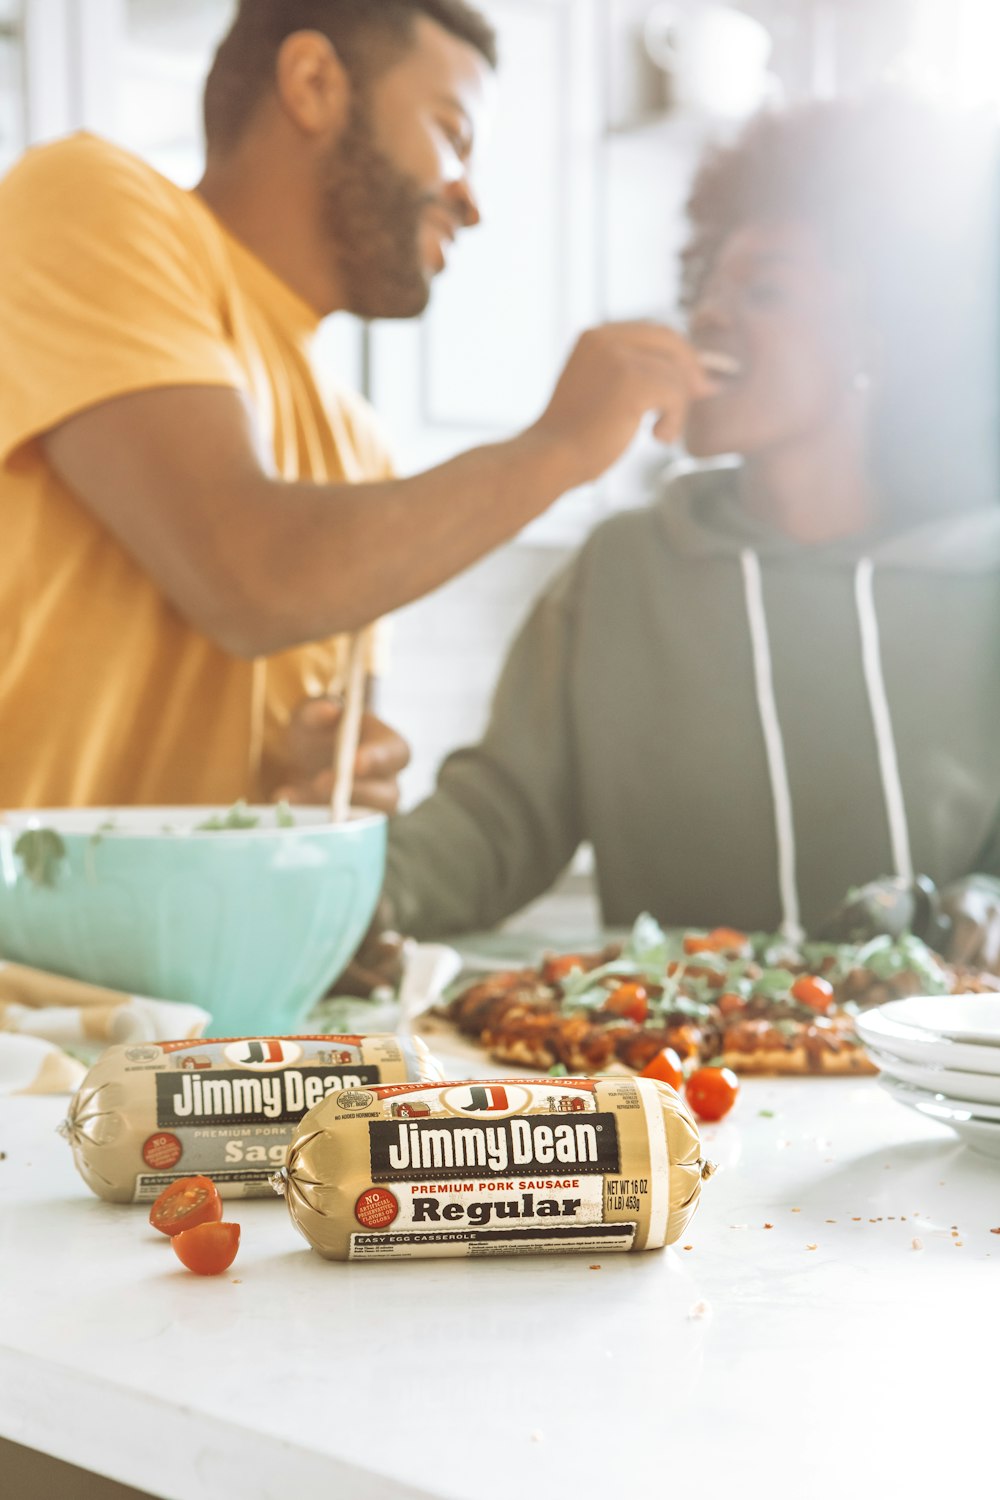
[61,1034,442,1203]
[278,1074,710,1261]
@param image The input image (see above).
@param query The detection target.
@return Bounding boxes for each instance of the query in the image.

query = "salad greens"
[555,912,951,1023]
[13,829,67,888]
[11,802,302,888]
[193,800,296,831]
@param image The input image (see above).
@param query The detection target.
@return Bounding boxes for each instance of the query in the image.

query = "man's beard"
[321,104,436,320]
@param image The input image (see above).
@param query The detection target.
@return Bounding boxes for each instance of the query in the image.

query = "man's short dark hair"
[204,0,498,153]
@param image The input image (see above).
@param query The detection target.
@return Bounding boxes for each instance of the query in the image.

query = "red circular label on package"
[355,1187,399,1230]
[142,1133,182,1170]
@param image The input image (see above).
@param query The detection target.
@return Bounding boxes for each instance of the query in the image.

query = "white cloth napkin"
[0,962,210,1096]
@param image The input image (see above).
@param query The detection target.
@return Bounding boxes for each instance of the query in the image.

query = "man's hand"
[529,322,720,490]
[271,698,411,814]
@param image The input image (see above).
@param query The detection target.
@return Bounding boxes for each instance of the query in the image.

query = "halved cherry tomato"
[685,1066,740,1122]
[640,1047,685,1090]
[542,954,587,985]
[172,1221,241,1276]
[603,982,649,1024]
[683,927,748,956]
[791,975,835,1013]
[717,991,747,1018]
[149,1176,223,1238]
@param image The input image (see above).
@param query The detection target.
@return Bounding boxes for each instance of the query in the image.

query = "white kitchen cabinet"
[0,0,24,172]
[367,0,607,545]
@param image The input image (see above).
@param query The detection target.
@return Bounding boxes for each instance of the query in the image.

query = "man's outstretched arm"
[42,322,712,657]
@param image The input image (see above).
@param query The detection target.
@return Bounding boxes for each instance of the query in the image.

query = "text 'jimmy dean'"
[157,1069,376,1127]
[370,1113,621,1180]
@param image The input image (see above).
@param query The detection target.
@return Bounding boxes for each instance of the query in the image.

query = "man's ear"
[274,31,351,139]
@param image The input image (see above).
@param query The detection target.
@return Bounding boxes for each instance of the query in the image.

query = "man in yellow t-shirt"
[0,0,710,811]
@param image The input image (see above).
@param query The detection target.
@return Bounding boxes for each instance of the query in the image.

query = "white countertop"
[1,1068,998,1500]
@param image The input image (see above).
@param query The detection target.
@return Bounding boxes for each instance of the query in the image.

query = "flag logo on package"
[439,1083,532,1118]
[223,1039,302,1070]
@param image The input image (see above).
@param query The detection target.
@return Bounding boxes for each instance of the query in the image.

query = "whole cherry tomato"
[542,954,587,985]
[791,975,835,1013]
[717,991,747,1018]
[172,1221,241,1276]
[604,982,649,1024]
[149,1176,223,1238]
[685,1066,740,1122]
[683,927,749,956]
[640,1047,685,1091]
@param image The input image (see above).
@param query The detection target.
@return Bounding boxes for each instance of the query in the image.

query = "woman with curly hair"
[383,96,1000,963]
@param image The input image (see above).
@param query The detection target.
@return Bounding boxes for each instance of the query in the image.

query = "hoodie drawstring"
[740,550,914,943]
[854,558,914,884]
[740,550,804,945]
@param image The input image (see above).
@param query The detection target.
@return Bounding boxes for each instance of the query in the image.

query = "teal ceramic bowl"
[0,807,386,1037]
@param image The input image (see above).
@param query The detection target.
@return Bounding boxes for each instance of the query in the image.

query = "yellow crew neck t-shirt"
[0,133,392,810]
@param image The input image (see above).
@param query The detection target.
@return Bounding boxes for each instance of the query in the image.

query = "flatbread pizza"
[441,916,1000,1078]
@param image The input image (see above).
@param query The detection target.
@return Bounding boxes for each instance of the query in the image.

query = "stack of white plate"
[856,995,1000,1160]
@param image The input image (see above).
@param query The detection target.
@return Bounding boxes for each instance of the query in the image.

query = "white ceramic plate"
[855,1006,1000,1075]
[878,1076,1000,1160]
[866,1045,1000,1105]
[869,995,1000,1047]
[879,1074,1000,1121]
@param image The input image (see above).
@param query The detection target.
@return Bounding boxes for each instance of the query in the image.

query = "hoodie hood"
[654,460,1000,573]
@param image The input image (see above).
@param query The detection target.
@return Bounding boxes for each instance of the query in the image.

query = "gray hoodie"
[385,464,1000,941]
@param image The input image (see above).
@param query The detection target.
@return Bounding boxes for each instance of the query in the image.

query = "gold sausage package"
[278,1075,710,1260]
[61,1034,441,1203]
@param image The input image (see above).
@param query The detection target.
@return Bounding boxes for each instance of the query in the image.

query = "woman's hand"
[939,876,1000,973]
[272,697,411,814]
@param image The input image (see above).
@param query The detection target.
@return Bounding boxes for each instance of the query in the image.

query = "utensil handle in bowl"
[330,629,369,823]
